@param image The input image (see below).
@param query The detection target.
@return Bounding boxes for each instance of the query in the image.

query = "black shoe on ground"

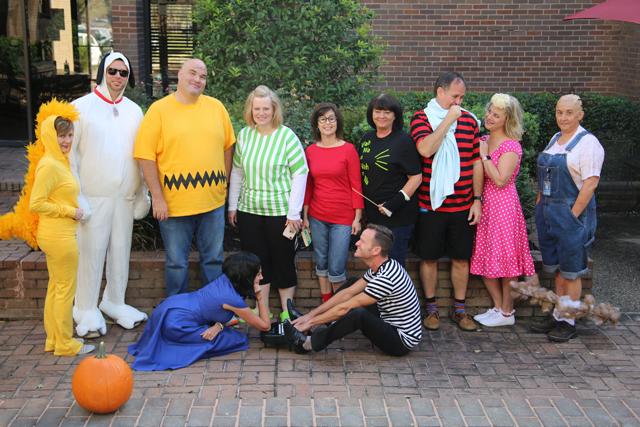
[530,314,559,333]
[259,321,288,346]
[547,321,577,342]
[283,320,309,354]
[287,299,303,321]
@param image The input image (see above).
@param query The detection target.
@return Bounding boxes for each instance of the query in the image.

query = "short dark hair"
[54,117,73,135]
[433,72,467,97]
[311,102,344,141]
[366,224,395,258]
[222,252,261,299]
[366,93,404,131]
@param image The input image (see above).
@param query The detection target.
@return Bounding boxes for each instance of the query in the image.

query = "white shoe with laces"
[78,344,95,355]
[474,307,499,321]
[480,310,515,327]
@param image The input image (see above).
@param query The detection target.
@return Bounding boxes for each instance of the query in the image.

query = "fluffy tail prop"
[510,275,621,329]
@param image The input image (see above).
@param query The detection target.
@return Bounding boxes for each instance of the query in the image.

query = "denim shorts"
[308,216,351,283]
[535,200,597,280]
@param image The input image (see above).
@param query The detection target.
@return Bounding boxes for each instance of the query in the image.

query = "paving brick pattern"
[2,313,640,425]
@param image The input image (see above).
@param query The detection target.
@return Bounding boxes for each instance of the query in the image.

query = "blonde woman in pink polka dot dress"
[470,94,535,327]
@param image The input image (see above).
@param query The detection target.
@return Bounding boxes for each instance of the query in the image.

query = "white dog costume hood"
[70,52,150,336]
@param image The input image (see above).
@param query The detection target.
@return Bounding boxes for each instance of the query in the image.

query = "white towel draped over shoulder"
[424,100,479,210]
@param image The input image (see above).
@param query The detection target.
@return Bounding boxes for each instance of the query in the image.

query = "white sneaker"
[480,311,515,327]
[78,344,95,355]
[474,307,498,321]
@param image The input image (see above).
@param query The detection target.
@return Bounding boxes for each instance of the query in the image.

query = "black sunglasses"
[107,68,129,77]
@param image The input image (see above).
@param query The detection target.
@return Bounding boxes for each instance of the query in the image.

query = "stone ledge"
[0,249,593,320]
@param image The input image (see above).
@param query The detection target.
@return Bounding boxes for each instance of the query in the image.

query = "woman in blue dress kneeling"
[128,252,270,371]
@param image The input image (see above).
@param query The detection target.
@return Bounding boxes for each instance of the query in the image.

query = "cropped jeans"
[308,216,351,283]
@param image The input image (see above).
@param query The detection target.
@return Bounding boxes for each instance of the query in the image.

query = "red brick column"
[111,1,147,86]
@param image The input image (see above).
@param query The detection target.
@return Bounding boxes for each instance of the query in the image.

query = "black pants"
[310,278,410,357]
[237,211,297,288]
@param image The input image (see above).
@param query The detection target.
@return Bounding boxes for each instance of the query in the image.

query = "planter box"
[0,250,593,320]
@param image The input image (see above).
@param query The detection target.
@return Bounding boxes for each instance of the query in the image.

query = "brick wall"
[111,0,146,86]
[615,22,640,101]
[0,250,593,320]
[361,0,640,101]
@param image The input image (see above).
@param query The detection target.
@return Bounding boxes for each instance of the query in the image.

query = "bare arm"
[302,205,310,230]
[224,146,234,186]
[403,173,422,197]
[571,176,599,218]
[304,292,377,330]
[139,159,168,221]
[352,208,362,235]
[291,278,368,330]
[416,107,461,158]
[482,152,519,188]
[223,284,271,332]
[468,159,484,225]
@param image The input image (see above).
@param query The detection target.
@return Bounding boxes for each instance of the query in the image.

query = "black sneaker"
[530,314,559,333]
[547,321,577,342]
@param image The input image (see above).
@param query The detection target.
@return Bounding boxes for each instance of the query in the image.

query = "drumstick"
[351,188,392,217]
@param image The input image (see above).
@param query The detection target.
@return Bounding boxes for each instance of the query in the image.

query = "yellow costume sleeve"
[134,102,161,162]
[30,162,77,219]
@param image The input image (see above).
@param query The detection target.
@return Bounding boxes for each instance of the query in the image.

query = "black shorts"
[237,211,298,289]
[414,209,475,260]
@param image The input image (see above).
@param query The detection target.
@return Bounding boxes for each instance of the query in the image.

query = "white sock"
[500,309,515,317]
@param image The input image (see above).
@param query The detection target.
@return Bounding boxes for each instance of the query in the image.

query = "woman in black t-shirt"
[359,94,422,267]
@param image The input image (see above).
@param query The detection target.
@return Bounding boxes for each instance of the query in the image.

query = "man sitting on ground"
[284,224,422,356]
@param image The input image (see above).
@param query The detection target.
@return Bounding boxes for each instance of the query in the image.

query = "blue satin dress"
[128,275,249,371]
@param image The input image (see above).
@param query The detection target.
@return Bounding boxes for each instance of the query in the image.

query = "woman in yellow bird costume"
[0,99,94,355]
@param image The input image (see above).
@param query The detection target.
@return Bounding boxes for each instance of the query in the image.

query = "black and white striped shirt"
[364,258,422,348]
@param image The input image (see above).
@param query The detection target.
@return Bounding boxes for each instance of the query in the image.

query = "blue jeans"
[308,216,351,283]
[388,223,414,268]
[159,206,224,296]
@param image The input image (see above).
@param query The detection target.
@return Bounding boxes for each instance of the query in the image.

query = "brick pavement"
[2,314,640,426]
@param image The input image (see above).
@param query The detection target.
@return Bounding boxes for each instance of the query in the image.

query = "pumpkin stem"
[96,342,107,359]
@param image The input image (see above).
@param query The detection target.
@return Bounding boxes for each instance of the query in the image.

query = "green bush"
[126,77,171,114]
[193,0,387,105]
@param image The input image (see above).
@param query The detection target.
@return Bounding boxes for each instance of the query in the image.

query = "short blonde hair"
[486,93,524,141]
[243,85,284,128]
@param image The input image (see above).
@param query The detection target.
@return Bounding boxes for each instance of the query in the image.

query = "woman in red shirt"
[303,103,364,302]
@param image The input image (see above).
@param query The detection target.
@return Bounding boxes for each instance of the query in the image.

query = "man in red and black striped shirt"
[410,72,483,332]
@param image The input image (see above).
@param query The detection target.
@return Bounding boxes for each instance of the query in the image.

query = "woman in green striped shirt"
[228,85,309,320]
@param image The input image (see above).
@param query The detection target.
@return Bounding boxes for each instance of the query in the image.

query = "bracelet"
[400,190,410,201]
[256,298,263,301]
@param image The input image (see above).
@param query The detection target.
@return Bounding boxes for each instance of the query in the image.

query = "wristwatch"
[482,155,491,162]
[473,196,483,203]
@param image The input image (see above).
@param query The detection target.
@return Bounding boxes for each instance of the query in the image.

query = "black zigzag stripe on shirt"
[163,170,227,190]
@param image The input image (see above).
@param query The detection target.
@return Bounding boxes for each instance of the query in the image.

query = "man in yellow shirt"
[134,58,236,296]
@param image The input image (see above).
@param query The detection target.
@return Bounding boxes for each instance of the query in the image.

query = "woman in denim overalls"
[530,95,605,342]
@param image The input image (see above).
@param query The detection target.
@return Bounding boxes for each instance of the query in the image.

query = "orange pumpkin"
[72,342,134,414]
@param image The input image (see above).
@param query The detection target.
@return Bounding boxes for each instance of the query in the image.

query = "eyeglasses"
[318,116,337,124]
[107,68,129,77]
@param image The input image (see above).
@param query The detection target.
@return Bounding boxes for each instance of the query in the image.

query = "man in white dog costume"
[70,52,150,337]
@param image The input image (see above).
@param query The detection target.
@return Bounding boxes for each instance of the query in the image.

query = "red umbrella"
[564,0,640,25]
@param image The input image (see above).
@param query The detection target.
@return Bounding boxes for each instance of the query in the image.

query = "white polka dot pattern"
[470,137,536,278]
